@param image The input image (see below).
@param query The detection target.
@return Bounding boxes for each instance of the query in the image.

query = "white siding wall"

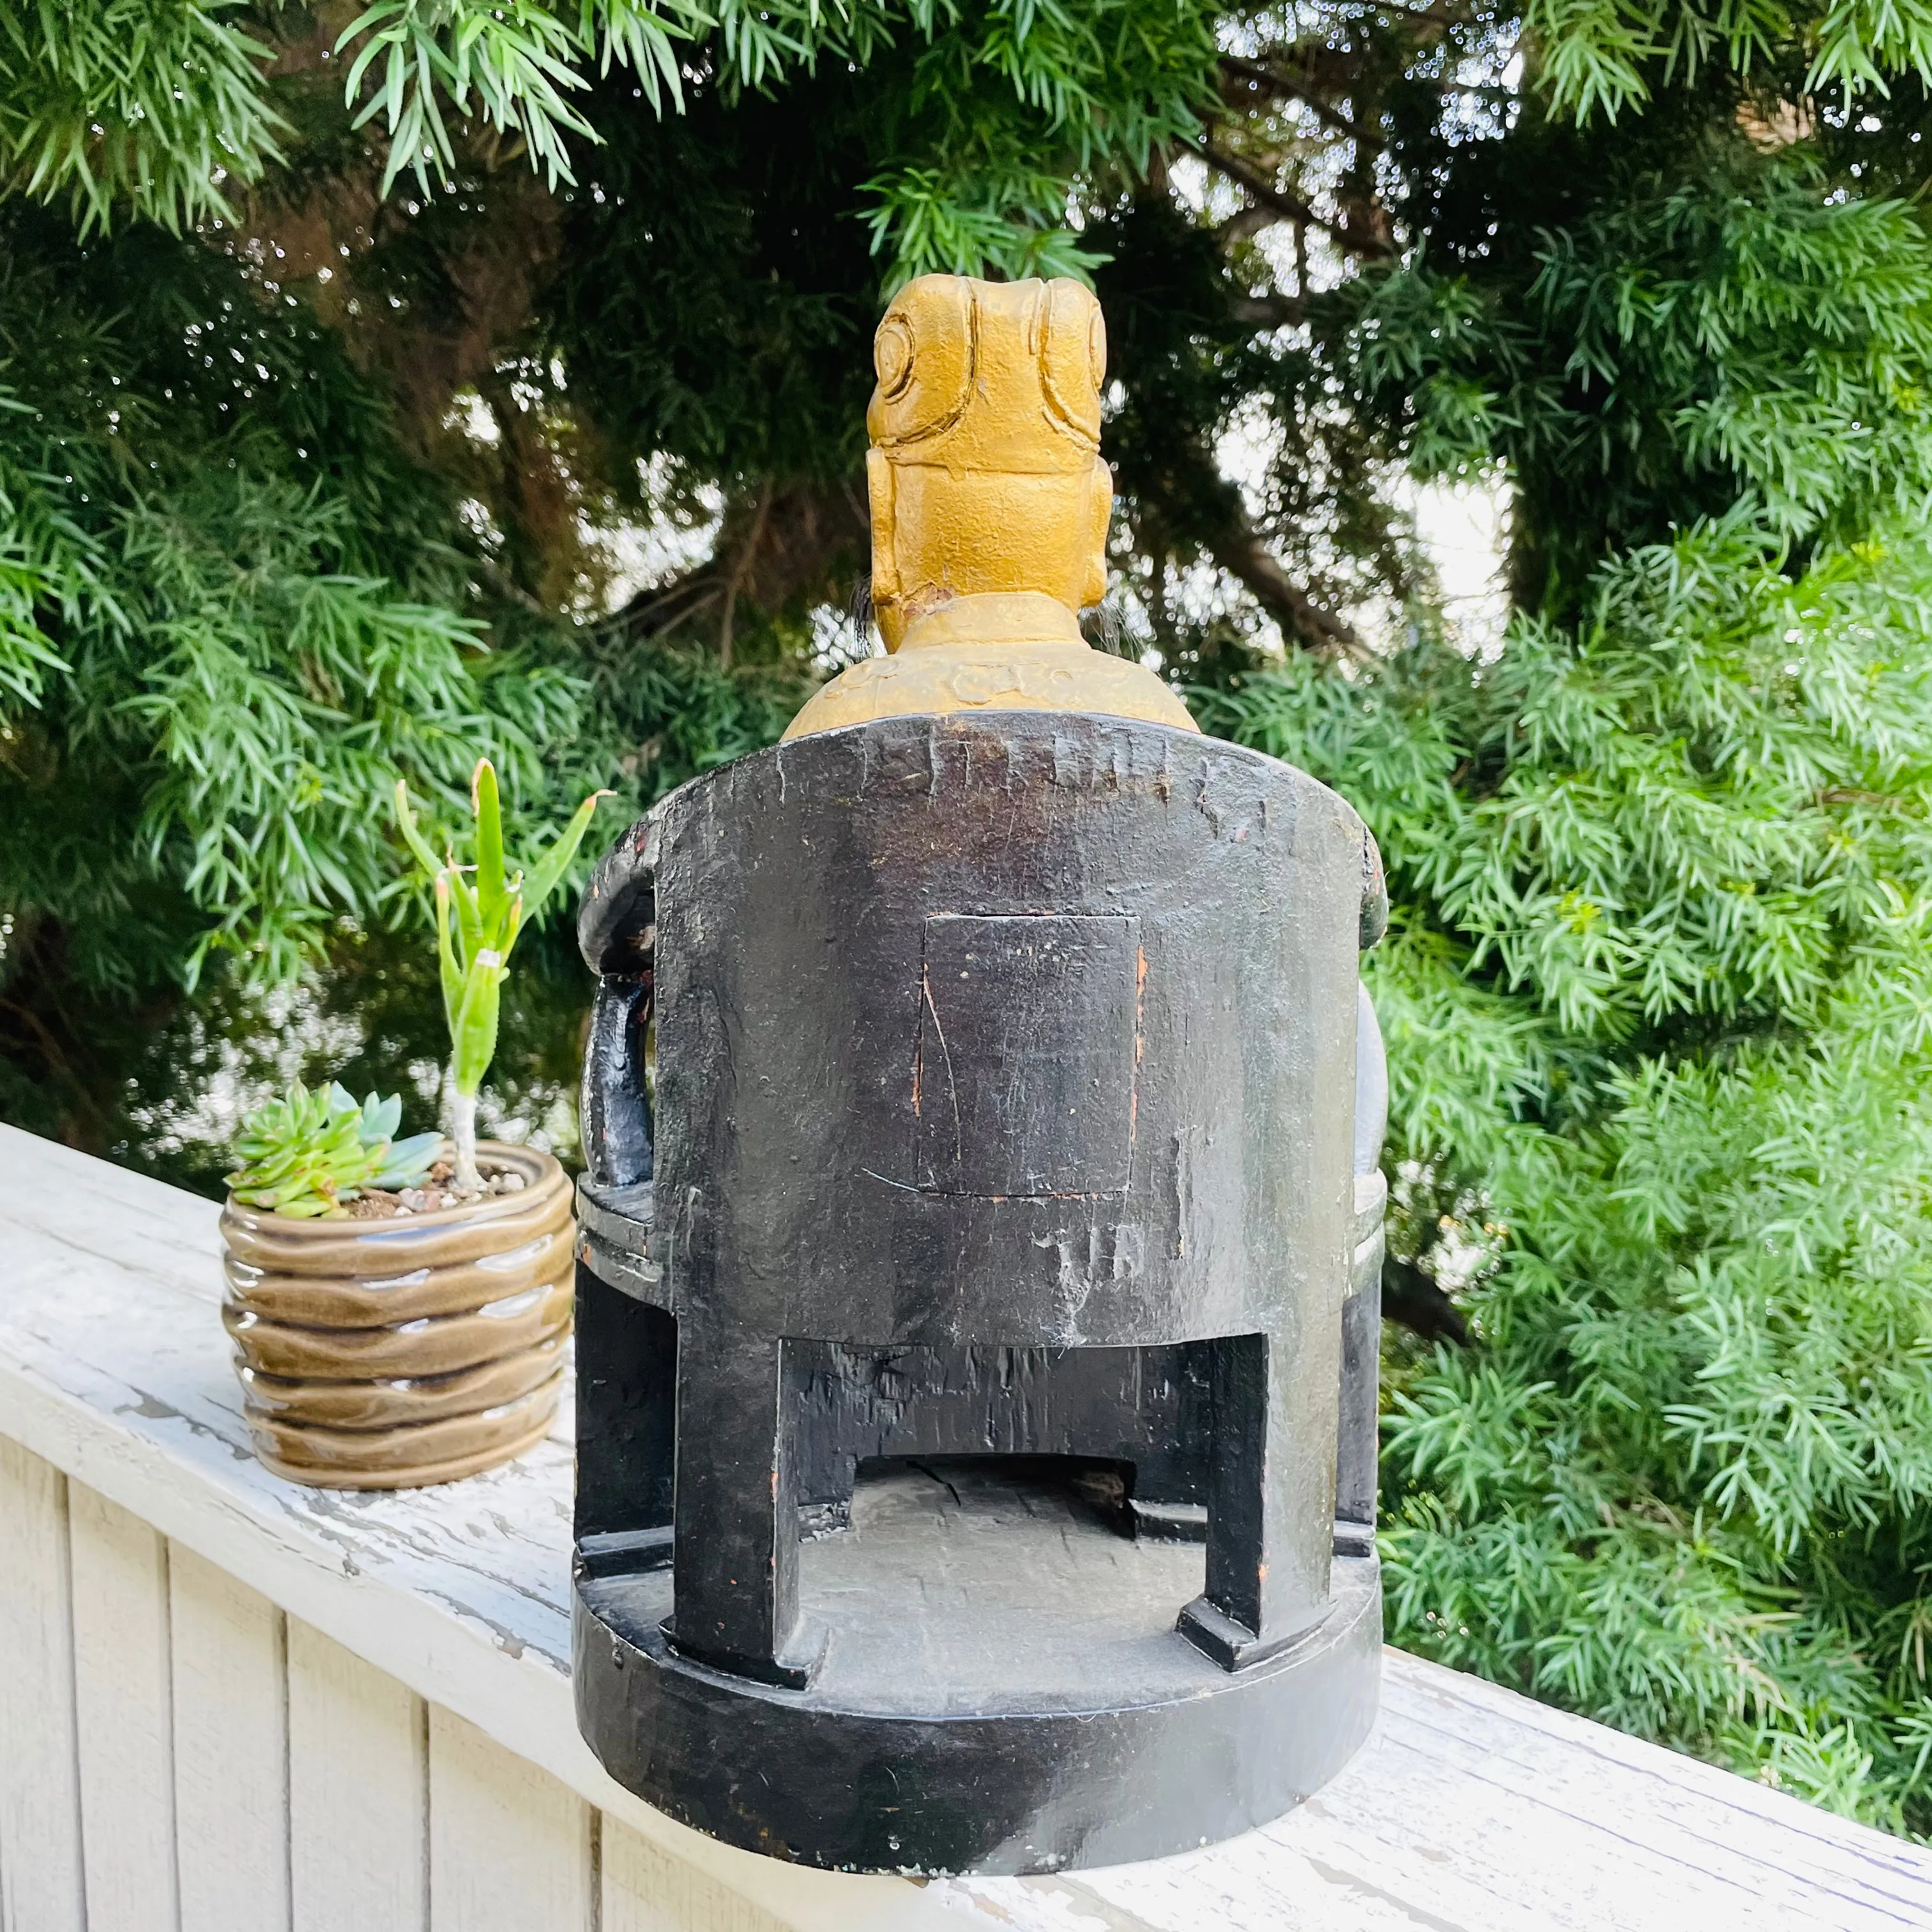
[0,1436,85,1932]
[0,1439,752,1932]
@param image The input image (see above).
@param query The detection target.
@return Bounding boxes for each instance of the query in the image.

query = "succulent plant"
[227,1082,443,1219]
[395,760,608,1192]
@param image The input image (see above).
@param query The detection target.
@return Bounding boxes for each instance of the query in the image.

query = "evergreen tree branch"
[1217,54,1386,151]
[1179,133,1397,260]
[605,479,869,647]
[0,1,283,234]
[1208,520,1370,658]
[1229,291,1308,328]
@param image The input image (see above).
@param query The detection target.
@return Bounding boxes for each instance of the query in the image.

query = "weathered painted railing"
[2,1123,1927,1931]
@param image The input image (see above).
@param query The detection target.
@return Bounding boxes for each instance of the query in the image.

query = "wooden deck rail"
[3,1123,1928,1931]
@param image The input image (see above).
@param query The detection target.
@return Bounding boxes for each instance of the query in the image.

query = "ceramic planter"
[220,1142,574,1489]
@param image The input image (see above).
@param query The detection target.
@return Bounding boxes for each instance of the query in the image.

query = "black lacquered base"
[574,1462,1381,1875]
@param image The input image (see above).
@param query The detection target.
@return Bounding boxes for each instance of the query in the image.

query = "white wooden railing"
[2,1123,1928,1932]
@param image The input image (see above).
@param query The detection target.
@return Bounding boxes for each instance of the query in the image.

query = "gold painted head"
[776,274,1197,740]
[866,275,1112,651]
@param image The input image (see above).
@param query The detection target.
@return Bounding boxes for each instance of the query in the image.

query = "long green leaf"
[434,872,463,1036]
[394,779,444,881]
[448,954,503,1096]
[515,788,611,937]
[473,758,506,927]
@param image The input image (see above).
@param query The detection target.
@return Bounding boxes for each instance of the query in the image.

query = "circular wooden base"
[575,1462,1381,1874]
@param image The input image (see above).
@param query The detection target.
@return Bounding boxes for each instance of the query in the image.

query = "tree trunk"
[608,476,870,648]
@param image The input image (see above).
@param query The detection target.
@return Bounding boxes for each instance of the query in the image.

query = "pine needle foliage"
[1185,47,1932,1818]
[328,0,1218,280]
[1202,504,1932,1836]
[1354,148,1932,606]
[0,1,283,235]
[0,201,583,1003]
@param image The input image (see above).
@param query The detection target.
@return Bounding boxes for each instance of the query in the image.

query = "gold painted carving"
[781,275,1199,741]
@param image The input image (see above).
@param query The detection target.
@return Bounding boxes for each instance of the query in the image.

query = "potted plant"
[219,762,607,1489]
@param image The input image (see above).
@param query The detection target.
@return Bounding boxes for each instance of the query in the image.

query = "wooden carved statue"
[571,275,1388,1877]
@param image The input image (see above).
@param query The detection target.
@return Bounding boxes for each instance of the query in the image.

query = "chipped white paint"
[1,1123,1928,1931]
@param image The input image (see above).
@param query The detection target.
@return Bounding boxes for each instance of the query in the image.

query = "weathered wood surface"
[3,1122,1929,1931]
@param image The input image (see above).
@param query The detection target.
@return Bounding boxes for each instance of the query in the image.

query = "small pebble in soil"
[345,1162,533,1219]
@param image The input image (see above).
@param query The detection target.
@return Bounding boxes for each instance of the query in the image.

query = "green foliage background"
[9,0,1932,1833]
[1205,520,1932,1826]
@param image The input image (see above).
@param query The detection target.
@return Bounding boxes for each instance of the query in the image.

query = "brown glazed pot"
[220,1142,574,1489]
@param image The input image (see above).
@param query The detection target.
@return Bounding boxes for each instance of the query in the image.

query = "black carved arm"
[578,816,658,1190]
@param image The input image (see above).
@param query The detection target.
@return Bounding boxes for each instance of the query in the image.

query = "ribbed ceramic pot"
[220,1142,574,1489]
